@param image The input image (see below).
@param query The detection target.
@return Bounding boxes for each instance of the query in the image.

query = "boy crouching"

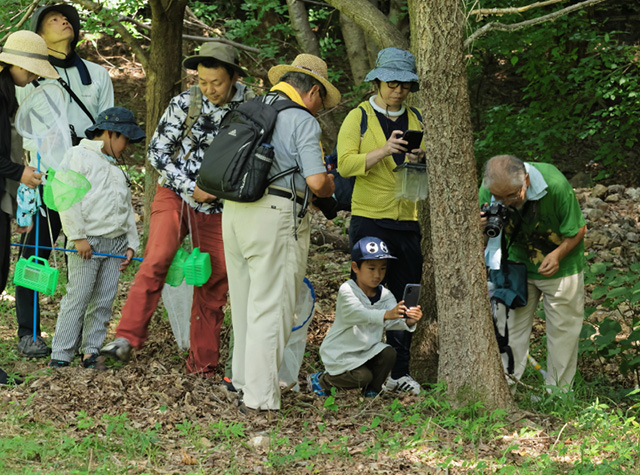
[308,236,422,397]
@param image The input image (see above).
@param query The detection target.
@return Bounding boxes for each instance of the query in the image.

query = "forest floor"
[1,43,640,474]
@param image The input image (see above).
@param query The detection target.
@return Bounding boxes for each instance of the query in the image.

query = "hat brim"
[364,67,419,89]
[183,56,247,77]
[268,64,341,109]
[31,5,81,50]
[85,123,146,144]
[0,52,59,79]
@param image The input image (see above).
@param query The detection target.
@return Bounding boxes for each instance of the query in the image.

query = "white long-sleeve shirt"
[59,139,139,252]
[320,279,414,375]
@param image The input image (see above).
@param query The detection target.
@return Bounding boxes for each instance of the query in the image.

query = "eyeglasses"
[493,185,525,203]
[386,81,412,91]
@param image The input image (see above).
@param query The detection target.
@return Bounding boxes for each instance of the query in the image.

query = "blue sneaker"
[307,371,327,396]
[363,389,379,398]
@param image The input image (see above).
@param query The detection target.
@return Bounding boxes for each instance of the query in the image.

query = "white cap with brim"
[0,30,59,79]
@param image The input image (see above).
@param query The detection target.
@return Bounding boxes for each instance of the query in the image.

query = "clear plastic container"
[394,162,428,202]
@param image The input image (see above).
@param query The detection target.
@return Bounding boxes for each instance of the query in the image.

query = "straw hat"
[183,42,247,77]
[0,30,59,79]
[268,54,341,108]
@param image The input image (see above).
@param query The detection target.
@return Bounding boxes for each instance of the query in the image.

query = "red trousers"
[116,186,228,375]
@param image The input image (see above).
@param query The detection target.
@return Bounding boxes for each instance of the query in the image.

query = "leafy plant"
[581,261,640,385]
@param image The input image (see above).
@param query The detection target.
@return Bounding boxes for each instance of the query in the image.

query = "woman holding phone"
[336,47,425,395]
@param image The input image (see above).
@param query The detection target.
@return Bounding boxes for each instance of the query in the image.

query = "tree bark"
[142,0,188,244]
[409,0,514,411]
[286,0,321,56]
[324,0,408,50]
[339,12,371,85]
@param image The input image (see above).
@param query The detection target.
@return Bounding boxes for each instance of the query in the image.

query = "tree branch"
[324,0,407,49]
[469,0,568,18]
[72,0,149,68]
[0,0,40,43]
[464,0,609,49]
[182,35,261,54]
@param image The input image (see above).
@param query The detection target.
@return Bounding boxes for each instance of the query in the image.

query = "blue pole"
[33,153,41,342]
[11,243,143,262]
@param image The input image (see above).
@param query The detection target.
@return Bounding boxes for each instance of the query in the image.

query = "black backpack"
[196,93,309,202]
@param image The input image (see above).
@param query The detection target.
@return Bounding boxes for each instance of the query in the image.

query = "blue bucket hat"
[364,47,419,92]
[85,107,146,143]
[352,236,397,262]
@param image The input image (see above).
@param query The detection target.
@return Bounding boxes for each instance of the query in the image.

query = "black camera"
[481,202,509,238]
[313,196,339,220]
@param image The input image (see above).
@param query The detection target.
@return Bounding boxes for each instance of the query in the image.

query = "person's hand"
[480,202,489,231]
[192,184,217,203]
[538,252,560,277]
[119,248,135,271]
[405,305,422,327]
[14,223,32,234]
[381,130,409,157]
[20,167,42,189]
[75,239,92,259]
[406,148,425,163]
[384,300,408,320]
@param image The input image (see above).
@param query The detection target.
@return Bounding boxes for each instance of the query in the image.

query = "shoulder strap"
[359,106,367,135]
[409,106,423,124]
[171,85,203,163]
[57,78,96,125]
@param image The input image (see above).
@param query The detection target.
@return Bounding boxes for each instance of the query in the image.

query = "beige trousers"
[222,194,310,410]
[503,271,584,390]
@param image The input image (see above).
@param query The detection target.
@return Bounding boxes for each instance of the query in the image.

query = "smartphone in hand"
[402,283,421,316]
[401,130,423,151]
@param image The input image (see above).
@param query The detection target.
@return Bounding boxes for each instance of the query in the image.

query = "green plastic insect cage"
[13,256,59,295]
[165,248,189,287]
[183,248,211,286]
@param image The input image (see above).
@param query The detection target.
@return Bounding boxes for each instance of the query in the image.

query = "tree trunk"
[143,0,188,244]
[286,0,321,56]
[339,12,371,85]
[409,0,514,411]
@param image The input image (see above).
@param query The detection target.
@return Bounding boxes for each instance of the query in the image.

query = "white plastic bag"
[161,280,193,351]
[279,277,315,391]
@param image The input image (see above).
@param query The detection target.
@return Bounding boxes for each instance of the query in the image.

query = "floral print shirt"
[148,83,252,213]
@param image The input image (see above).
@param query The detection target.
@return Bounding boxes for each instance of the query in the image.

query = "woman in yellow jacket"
[337,47,425,395]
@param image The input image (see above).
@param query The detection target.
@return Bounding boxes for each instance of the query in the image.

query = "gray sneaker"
[100,337,132,362]
[17,335,51,358]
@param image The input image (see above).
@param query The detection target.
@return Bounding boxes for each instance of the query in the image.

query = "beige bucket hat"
[0,30,59,79]
[268,54,341,108]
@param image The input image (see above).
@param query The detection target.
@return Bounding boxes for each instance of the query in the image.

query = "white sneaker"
[384,375,421,395]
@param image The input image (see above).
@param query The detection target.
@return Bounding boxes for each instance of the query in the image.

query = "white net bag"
[15,83,71,171]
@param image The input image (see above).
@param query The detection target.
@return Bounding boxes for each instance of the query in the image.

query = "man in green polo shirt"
[479,154,587,391]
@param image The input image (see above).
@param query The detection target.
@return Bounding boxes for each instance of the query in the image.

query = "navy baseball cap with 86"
[352,236,397,262]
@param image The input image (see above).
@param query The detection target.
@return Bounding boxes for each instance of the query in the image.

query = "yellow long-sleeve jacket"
[336,101,423,221]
